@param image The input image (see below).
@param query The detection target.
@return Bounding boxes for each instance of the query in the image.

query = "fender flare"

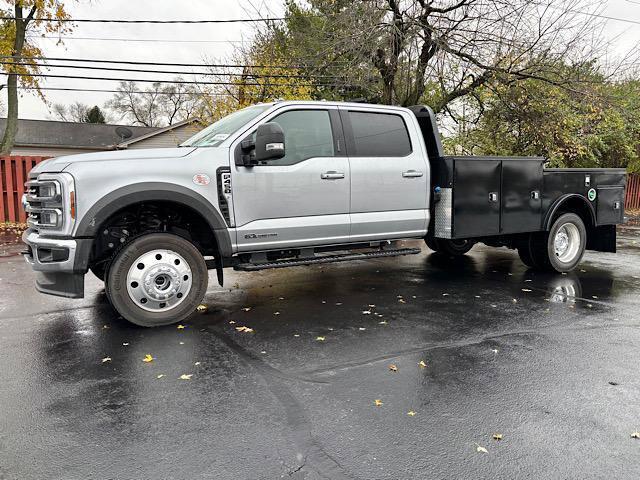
[543,193,596,230]
[75,182,233,258]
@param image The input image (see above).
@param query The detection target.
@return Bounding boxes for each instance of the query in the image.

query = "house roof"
[116,117,202,147]
[0,118,159,149]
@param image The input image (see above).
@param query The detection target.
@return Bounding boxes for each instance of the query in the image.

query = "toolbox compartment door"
[453,159,501,237]
[596,186,624,225]
[500,160,543,234]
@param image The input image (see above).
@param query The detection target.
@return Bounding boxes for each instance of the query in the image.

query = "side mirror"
[255,122,285,162]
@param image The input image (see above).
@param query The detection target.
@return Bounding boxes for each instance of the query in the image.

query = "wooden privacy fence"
[1,155,640,222]
[1,156,49,223]
[627,174,640,210]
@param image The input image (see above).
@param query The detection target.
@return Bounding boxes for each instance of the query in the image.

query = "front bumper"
[22,229,92,298]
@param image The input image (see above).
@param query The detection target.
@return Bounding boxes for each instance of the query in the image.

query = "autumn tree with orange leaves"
[0,1,73,154]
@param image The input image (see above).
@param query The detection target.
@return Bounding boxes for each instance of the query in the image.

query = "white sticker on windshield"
[212,133,230,141]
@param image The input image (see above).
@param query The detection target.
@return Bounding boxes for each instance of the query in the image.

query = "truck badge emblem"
[193,174,210,186]
[587,188,597,201]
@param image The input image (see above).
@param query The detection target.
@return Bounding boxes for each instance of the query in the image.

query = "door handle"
[489,192,498,202]
[402,170,423,178]
[321,171,345,180]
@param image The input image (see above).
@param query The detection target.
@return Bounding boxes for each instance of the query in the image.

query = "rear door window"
[348,111,412,157]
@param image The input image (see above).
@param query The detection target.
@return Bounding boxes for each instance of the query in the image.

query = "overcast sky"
[5,0,640,122]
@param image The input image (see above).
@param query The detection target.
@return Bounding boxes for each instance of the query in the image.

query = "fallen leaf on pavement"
[179,374,193,380]
[156,374,165,379]
[177,324,185,330]
[398,299,406,304]
[374,399,383,406]
[194,362,201,366]
[493,433,503,441]
[101,357,112,363]
[631,431,640,439]
[274,312,280,316]
[196,304,208,313]
[359,327,366,331]
[476,445,488,453]
[362,310,372,315]
[235,326,254,333]
[522,289,532,292]
[316,336,326,341]
[229,320,236,324]
[407,411,417,416]
[388,364,398,372]
[418,360,427,368]
[242,307,252,312]
[379,321,388,325]
[142,354,154,363]
[122,342,129,346]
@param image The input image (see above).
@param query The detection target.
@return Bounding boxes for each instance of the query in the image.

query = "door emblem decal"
[587,188,597,201]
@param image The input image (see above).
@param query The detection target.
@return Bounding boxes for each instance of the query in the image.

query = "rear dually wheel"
[529,213,587,272]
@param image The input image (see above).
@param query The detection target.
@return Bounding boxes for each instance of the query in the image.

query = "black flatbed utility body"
[410,106,626,252]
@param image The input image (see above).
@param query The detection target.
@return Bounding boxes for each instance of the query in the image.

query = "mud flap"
[35,271,85,298]
[587,225,616,253]
[216,258,224,286]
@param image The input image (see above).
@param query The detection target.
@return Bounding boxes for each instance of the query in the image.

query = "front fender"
[74,182,233,257]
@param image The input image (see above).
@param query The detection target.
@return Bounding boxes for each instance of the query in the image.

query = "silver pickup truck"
[22,100,626,326]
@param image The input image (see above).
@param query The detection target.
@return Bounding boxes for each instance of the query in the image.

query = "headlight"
[38,209,62,228]
[38,183,59,199]
[24,173,76,236]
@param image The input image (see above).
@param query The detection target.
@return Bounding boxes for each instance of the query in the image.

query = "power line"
[0,60,344,80]
[1,71,350,88]
[14,86,263,97]
[0,15,293,24]
[27,35,246,44]
[0,55,341,70]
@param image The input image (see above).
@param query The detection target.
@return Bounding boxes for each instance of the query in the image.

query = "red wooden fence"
[627,174,640,211]
[1,156,640,222]
[1,156,49,223]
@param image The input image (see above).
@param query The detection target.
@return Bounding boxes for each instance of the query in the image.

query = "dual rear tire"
[518,213,587,272]
[425,236,475,256]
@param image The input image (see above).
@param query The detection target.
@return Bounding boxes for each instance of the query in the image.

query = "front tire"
[106,233,208,327]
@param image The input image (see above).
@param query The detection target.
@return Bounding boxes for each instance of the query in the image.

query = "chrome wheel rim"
[126,249,192,312]
[554,223,581,263]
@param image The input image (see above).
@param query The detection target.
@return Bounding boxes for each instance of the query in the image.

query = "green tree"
[84,105,106,124]
[445,65,640,172]
[251,0,606,110]
[0,0,73,154]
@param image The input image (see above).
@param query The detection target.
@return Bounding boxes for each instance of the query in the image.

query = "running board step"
[234,247,422,271]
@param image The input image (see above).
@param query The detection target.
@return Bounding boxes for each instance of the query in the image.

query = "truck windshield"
[181,104,271,147]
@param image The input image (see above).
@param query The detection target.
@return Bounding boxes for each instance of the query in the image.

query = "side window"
[348,111,412,157]
[266,109,335,166]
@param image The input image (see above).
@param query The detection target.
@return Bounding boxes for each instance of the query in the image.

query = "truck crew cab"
[22,101,627,327]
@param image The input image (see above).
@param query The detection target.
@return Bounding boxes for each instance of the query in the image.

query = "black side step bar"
[233,247,422,272]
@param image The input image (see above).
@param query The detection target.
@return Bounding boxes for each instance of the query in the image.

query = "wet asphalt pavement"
[1,227,640,480]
